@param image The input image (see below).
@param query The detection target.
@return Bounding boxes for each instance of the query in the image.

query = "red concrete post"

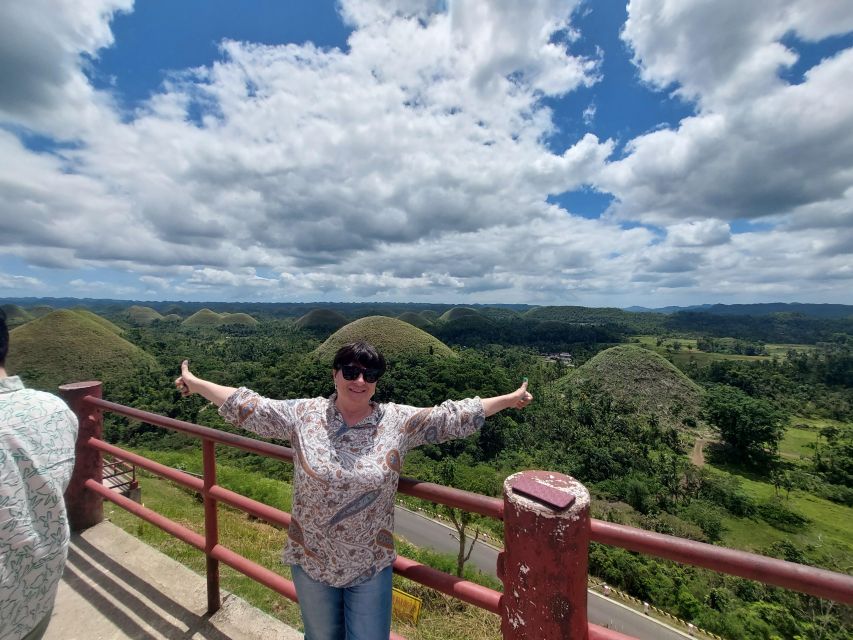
[59,381,104,531]
[499,471,591,640]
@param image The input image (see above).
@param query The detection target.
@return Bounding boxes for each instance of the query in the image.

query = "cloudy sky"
[1,0,852,307]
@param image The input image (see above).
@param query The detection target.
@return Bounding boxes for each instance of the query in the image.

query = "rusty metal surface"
[81,395,296,462]
[501,471,591,640]
[393,555,503,615]
[397,476,504,519]
[591,519,853,604]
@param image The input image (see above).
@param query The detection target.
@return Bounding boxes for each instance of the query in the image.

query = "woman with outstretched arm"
[176,341,532,640]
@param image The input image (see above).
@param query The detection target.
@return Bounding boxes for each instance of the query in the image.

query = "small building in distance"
[545,352,574,365]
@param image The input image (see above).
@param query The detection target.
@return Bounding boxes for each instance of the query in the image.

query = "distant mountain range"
[2,297,851,320]
[623,302,853,318]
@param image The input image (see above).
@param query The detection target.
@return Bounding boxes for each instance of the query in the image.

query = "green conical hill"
[1,304,33,326]
[556,344,703,430]
[221,312,258,326]
[162,314,182,322]
[313,316,454,361]
[397,311,432,329]
[420,310,440,322]
[182,309,224,328]
[439,307,480,322]
[70,308,123,334]
[126,305,164,325]
[295,308,348,331]
[6,310,159,391]
[30,305,53,318]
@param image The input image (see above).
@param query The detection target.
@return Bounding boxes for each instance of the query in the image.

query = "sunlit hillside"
[6,309,160,390]
[314,316,455,361]
[557,344,704,431]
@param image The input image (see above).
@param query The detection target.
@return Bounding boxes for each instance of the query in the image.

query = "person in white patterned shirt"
[176,341,532,640]
[0,309,78,640]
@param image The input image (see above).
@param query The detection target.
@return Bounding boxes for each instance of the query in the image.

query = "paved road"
[395,506,690,640]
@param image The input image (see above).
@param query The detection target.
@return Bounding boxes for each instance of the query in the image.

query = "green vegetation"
[314,316,455,360]
[558,344,703,431]
[182,308,226,327]
[439,307,480,322]
[221,312,259,326]
[294,308,348,333]
[125,305,165,325]
[6,309,161,391]
[0,303,33,326]
[397,311,433,328]
[181,308,258,328]
[71,308,124,334]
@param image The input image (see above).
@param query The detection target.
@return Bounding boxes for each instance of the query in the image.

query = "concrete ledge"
[46,521,302,640]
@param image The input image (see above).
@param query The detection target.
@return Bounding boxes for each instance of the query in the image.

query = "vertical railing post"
[202,438,221,614]
[59,381,104,532]
[499,471,590,640]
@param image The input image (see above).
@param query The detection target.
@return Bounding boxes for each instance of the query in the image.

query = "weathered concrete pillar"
[499,470,591,640]
[59,381,104,531]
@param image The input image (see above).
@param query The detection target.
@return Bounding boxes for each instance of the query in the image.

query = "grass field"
[630,335,818,368]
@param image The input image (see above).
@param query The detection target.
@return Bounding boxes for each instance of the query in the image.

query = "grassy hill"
[397,311,433,329]
[439,307,480,322]
[126,305,165,325]
[557,344,703,431]
[30,305,54,318]
[180,309,259,328]
[314,316,455,361]
[1,304,33,326]
[221,312,258,326]
[295,308,348,332]
[181,309,224,328]
[6,309,160,390]
[69,308,123,335]
[420,310,440,322]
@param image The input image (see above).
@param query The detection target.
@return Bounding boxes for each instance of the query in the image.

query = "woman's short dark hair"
[332,341,386,376]
[0,308,8,367]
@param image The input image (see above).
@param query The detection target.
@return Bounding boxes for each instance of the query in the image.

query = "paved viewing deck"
[46,522,302,640]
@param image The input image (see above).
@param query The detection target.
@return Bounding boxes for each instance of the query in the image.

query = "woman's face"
[332,363,377,405]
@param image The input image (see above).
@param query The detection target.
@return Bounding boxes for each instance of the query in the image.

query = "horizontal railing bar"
[86,479,205,549]
[591,520,853,604]
[393,555,502,615]
[82,396,295,462]
[208,485,292,529]
[398,477,504,520]
[88,438,204,492]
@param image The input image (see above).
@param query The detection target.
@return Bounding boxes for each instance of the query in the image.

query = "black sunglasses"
[339,364,382,383]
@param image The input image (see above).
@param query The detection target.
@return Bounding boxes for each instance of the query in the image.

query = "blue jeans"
[291,564,393,640]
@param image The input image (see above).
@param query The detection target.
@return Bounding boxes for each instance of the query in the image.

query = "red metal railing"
[60,381,853,640]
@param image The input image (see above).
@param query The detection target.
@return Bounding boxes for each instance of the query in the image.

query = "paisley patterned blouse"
[0,376,78,640]
[219,389,484,587]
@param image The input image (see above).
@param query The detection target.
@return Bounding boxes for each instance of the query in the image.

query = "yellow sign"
[392,587,422,625]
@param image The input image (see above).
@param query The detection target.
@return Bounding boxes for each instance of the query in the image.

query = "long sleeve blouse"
[219,388,485,587]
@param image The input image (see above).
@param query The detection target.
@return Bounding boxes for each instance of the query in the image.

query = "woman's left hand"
[511,379,533,409]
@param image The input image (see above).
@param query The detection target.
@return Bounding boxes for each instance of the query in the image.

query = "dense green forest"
[4,299,852,640]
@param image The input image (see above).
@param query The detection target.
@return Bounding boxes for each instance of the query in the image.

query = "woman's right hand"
[174,359,197,397]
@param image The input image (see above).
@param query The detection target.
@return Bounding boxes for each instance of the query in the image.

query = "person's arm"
[481,379,533,417]
[175,360,237,407]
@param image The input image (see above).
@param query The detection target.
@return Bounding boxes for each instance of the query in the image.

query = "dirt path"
[690,438,708,467]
